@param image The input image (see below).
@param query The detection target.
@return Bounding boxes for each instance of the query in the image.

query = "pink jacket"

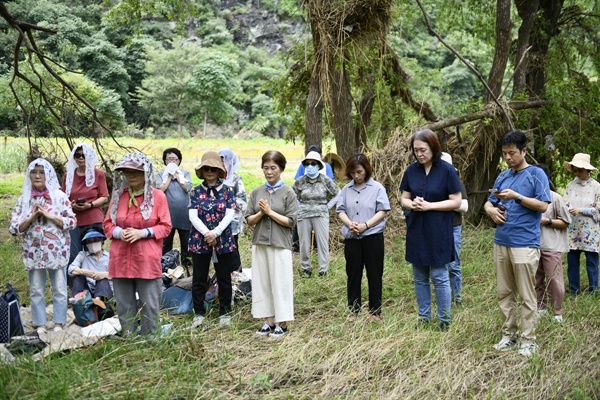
[104,188,172,279]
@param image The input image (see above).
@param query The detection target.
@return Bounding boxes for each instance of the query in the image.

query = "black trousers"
[162,227,191,259]
[72,275,114,300]
[344,233,384,315]
[191,252,233,316]
[231,235,241,272]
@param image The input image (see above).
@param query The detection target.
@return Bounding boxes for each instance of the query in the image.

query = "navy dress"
[400,160,462,266]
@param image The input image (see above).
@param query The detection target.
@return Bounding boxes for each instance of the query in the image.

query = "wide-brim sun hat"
[195,151,226,179]
[80,230,107,244]
[323,152,346,181]
[115,159,144,172]
[302,151,324,170]
[564,153,597,172]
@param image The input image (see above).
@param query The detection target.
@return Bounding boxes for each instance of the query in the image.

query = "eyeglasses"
[202,166,219,173]
[166,157,179,162]
[572,167,587,173]
[74,153,85,159]
[303,161,320,167]
[30,170,45,177]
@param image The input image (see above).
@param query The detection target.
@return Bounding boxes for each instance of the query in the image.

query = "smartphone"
[76,198,86,204]
[488,189,500,194]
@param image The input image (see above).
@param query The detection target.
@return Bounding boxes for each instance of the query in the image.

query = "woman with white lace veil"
[103,152,172,336]
[61,144,109,267]
[10,158,77,333]
[218,148,247,272]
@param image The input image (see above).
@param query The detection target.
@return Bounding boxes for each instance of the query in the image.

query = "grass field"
[1,138,599,399]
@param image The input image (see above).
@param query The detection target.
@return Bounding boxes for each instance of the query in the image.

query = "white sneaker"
[493,338,517,351]
[36,326,47,335]
[554,315,563,323]
[537,309,548,317]
[53,325,63,332]
[269,324,287,338]
[519,342,537,357]
[192,315,204,328]
[219,315,231,325]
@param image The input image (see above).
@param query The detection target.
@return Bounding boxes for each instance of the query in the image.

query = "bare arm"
[496,189,548,213]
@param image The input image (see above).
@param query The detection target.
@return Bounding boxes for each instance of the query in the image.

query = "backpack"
[161,286,193,315]
[72,290,116,327]
[0,284,25,343]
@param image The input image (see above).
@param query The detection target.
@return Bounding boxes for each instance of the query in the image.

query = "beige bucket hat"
[195,151,226,179]
[302,151,324,170]
[564,153,597,172]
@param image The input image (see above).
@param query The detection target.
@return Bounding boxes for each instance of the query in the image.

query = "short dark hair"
[501,130,527,151]
[307,145,322,155]
[410,129,442,163]
[162,148,183,164]
[262,150,287,171]
[345,153,373,181]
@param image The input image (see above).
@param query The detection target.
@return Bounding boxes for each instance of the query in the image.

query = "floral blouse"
[564,177,600,252]
[188,184,236,254]
[9,191,77,270]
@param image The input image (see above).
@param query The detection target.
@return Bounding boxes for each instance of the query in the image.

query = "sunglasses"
[303,161,320,167]
[572,167,587,173]
[202,166,219,173]
[74,153,85,159]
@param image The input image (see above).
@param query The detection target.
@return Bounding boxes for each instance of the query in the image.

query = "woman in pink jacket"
[104,152,172,336]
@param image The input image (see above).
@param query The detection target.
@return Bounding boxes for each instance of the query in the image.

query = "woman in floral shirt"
[564,153,600,295]
[10,158,77,333]
[188,151,236,327]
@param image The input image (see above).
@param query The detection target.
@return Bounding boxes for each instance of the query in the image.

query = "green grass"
[1,141,599,399]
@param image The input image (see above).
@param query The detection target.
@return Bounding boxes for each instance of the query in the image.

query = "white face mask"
[86,242,102,254]
[306,165,320,178]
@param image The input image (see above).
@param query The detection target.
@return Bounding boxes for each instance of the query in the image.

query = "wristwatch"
[548,218,553,226]
[516,194,523,204]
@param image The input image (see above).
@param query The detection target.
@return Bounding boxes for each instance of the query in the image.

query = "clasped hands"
[407,196,431,212]
[119,228,145,243]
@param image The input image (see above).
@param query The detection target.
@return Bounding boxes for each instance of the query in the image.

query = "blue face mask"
[306,165,320,178]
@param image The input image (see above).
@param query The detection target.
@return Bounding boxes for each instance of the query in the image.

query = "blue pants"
[447,225,463,302]
[412,264,451,324]
[567,250,599,293]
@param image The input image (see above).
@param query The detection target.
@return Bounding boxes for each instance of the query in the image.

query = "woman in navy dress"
[400,129,462,330]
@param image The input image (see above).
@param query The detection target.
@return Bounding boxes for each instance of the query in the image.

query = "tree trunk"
[526,0,565,97]
[305,76,323,153]
[486,0,513,102]
[329,63,356,162]
[354,87,374,151]
[463,0,513,222]
[513,0,540,94]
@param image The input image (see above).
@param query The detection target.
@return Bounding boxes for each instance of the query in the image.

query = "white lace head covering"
[218,148,240,186]
[65,144,98,197]
[109,152,155,222]
[20,158,61,221]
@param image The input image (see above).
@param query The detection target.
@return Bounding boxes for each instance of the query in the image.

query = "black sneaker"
[318,271,327,277]
[256,322,275,336]
[302,270,312,278]
[269,324,288,338]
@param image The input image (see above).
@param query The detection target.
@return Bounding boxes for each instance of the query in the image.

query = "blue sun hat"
[80,230,107,244]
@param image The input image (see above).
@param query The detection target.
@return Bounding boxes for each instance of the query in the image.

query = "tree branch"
[415,0,515,129]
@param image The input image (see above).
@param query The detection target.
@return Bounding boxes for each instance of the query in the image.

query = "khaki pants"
[494,245,539,343]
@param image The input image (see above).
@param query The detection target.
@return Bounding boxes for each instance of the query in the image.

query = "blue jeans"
[567,250,599,293]
[28,267,68,327]
[447,225,463,302]
[412,264,451,323]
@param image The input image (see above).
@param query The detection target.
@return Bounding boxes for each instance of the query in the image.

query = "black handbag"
[0,283,25,343]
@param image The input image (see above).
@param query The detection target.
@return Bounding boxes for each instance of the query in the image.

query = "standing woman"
[156,148,192,262]
[188,151,236,327]
[400,129,462,330]
[62,144,109,266]
[10,159,77,333]
[218,148,247,272]
[563,153,600,295]
[336,154,390,321]
[103,152,172,336]
[246,150,297,337]
[292,150,340,277]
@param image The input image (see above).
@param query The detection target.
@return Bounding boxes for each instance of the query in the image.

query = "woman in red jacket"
[104,152,172,336]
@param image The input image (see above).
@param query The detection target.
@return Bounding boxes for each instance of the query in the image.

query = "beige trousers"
[494,244,540,343]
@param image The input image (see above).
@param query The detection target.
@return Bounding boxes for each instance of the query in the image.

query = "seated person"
[68,226,113,309]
